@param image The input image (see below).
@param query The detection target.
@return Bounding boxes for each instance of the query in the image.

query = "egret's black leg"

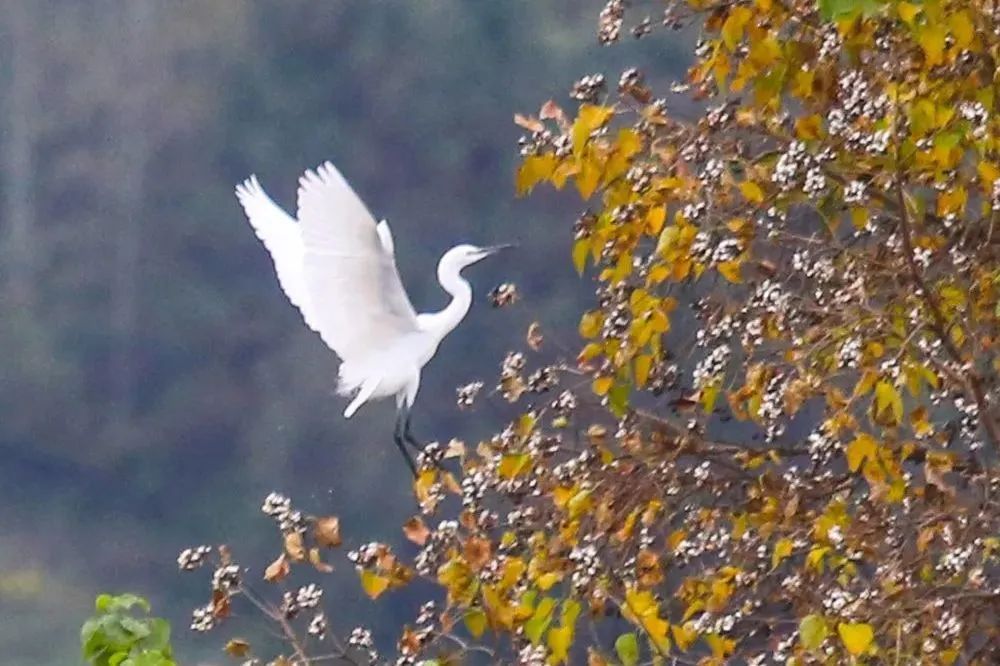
[393,411,418,477]
[402,411,422,451]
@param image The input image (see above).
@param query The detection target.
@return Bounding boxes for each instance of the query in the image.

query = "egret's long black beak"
[482,243,517,256]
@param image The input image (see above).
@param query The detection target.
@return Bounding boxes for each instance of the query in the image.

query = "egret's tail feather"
[341,371,379,419]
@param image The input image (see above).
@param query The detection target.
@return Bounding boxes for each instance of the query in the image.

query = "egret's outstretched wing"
[235,176,322,333]
[296,161,419,361]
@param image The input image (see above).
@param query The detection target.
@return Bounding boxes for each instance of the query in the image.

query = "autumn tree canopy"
[173,0,1000,664]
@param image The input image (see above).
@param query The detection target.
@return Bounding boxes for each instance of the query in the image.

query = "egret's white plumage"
[236,161,507,469]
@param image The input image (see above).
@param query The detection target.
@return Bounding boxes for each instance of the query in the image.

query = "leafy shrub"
[81,593,175,666]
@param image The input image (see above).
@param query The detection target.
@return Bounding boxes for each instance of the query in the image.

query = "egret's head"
[440,243,515,274]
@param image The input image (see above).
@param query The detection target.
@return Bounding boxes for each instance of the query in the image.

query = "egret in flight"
[235,162,510,474]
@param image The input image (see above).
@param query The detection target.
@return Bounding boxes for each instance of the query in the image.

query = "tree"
[171,0,1000,663]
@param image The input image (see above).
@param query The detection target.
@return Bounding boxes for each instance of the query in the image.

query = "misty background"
[0,2,686,663]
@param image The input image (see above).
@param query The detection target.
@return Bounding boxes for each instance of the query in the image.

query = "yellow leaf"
[853,369,878,398]
[739,180,764,204]
[771,537,794,569]
[845,433,877,472]
[671,622,698,651]
[897,1,921,24]
[721,6,753,50]
[806,546,830,572]
[592,376,614,396]
[575,154,602,200]
[516,154,557,196]
[572,104,614,156]
[978,161,1000,189]
[360,570,390,600]
[616,128,642,158]
[874,381,904,425]
[646,206,666,235]
[548,626,573,663]
[579,311,602,338]
[717,259,743,283]
[572,239,590,276]
[498,453,532,479]
[949,10,975,49]
[918,25,947,67]
[837,622,874,656]
[634,354,653,388]
[794,114,823,140]
[701,383,721,413]
[705,633,735,658]
[536,572,561,591]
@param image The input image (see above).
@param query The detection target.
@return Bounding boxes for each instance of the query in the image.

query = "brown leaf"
[514,112,545,132]
[783,494,800,520]
[403,516,430,545]
[313,516,342,548]
[924,460,956,498]
[376,547,397,572]
[224,638,251,658]
[264,553,290,582]
[588,648,610,666]
[284,532,306,561]
[309,547,334,573]
[526,322,544,351]
[444,438,466,459]
[399,627,422,655]
[586,424,608,445]
[464,536,492,571]
[211,589,231,619]
[540,99,568,129]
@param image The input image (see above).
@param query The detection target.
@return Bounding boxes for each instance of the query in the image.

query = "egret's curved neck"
[422,259,472,342]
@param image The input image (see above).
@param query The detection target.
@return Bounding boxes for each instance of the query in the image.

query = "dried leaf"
[514,113,545,132]
[539,99,568,128]
[526,322,544,351]
[284,532,306,561]
[444,438,465,459]
[309,548,334,573]
[464,536,492,571]
[224,638,251,658]
[313,516,342,548]
[264,553,290,582]
[211,589,231,619]
[403,516,430,546]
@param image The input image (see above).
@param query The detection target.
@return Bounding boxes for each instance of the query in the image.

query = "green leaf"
[464,607,488,638]
[525,597,556,644]
[818,0,886,20]
[615,632,640,666]
[561,598,581,629]
[608,381,630,417]
[799,614,829,650]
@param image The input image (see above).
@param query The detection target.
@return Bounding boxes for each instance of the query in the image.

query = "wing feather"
[296,162,419,361]
[235,176,322,333]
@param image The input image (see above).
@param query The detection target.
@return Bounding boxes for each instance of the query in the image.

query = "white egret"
[235,161,510,474]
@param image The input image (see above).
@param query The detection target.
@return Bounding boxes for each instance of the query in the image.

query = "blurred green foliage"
[80,594,174,666]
